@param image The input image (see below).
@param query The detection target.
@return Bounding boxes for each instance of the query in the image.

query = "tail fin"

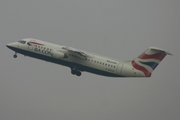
[131,47,172,77]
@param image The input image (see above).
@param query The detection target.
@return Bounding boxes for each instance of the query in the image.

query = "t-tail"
[131,47,172,77]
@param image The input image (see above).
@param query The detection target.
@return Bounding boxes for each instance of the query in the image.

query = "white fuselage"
[6,38,145,77]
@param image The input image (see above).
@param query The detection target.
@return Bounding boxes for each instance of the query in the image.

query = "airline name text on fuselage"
[34,47,53,56]
[107,60,117,64]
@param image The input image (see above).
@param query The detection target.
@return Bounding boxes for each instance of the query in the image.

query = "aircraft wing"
[62,46,90,58]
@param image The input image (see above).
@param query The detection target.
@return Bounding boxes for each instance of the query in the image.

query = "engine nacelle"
[53,50,67,59]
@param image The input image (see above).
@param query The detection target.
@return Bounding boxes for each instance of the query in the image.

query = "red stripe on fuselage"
[138,53,166,61]
[132,60,151,77]
[28,42,44,46]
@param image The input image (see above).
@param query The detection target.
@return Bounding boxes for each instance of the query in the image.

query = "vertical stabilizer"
[131,47,172,77]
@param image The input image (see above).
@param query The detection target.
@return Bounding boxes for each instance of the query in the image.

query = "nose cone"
[6,43,11,48]
[6,42,18,50]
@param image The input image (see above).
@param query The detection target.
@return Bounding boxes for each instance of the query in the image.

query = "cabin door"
[28,41,35,51]
[116,63,123,74]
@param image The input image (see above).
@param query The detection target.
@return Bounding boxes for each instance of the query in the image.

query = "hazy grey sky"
[0,0,180,120]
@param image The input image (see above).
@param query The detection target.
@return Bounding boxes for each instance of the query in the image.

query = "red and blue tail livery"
[132,47,172,77]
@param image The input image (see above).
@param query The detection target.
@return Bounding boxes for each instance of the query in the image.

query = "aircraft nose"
[6,43,11,48]
[6,43,13,48]
[6,42,18,49]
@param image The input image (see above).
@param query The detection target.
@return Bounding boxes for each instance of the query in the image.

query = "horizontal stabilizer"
[149,47,173,55]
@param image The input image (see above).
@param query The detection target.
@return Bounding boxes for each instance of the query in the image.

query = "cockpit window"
[18,40,26,44]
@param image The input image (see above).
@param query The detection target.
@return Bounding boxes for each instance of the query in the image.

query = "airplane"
[6,38,172,77]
